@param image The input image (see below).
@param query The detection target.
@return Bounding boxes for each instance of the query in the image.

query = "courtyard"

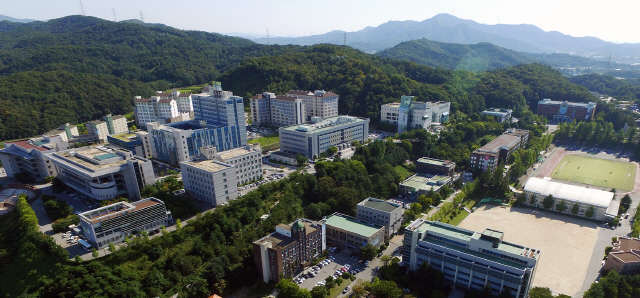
[551,154,636,191]
[457,205,599,296]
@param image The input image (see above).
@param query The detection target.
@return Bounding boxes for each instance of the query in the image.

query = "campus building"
[380,96,450,133]
[253,219,325,282]
[106,132,145,158]
[143,82,248,166]
[180,151,238,206]
[286,90,339,121]
[398,174,452,197]
[279,115,369,158]
[78,197,172,248]
[134,90,193,126]
[522,177,617,221]
[403,219,540,298]
[482,108,513,123]
[322,213,385,249]
[86,114,129,143]
[536,99,597,121]
[470,129,530,172]
[416,157,456,177]
[356,198,404,238]
[45,146,155,200]
[250,92,306,127]
[216,143,263,185]
[603,236,640,274]
[0,135,70,182]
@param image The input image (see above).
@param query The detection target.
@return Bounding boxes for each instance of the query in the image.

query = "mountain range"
[252,13,640,64]
[0,14,36,23]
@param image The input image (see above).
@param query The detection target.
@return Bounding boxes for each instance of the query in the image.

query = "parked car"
[342,287,350,294]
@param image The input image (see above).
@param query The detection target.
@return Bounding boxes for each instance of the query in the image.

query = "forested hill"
[376,39,535,71]
[569,74,640,101]
[0,15,300,140]
[219,45,596,121]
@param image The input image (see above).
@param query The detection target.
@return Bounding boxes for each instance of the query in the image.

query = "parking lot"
[294,241,402,296]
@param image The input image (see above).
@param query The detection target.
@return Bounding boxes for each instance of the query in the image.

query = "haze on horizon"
[2,0,639,44]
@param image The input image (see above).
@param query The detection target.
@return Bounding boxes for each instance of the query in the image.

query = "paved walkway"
[30,198,53,235]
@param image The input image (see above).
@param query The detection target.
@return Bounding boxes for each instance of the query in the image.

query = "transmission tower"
[139,11,144,22]
[112,8,117,22]
[603,54,612,75]
[79,0,86,16]
[267,29,270,45]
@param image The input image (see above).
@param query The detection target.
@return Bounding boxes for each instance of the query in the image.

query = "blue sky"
[2,0,638,43]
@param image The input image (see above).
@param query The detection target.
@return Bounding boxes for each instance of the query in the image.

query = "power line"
[78,0,86,16]
[112,8,117,22]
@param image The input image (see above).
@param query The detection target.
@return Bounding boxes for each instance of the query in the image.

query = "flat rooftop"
[400,174,451,191]
[280,115,368,133]
[324,213,383,237]
[182,159,233,173]
[50,147,130,172]
[417,157,454,167]
[359,198,401,213]
[79,198,161,224]
[218,146,257,160]
[110,133,138,142]
[477,134,520,153]
[4,139,50,152]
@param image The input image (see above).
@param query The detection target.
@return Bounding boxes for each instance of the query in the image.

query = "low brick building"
[536,99,597,121]
[603,236,640,274]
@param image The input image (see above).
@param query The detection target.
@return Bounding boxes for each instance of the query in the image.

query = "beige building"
[356,198,404,238]
[134,90,193,127]
[380,96,450,133]
[86,114,128,143]
[216,144,263,185]
[180,157,238,206]
[323,213,385,249]
[603,236,640,274]
[286,90,339,121]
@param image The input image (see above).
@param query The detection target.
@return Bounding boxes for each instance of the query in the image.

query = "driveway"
[30,198,52,235]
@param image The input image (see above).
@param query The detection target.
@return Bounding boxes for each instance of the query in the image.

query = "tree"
[542,195,555,209]
[410,203,422,215]
[327,146,338,156]
[380,255,391,266]
[351,279,369,298]
[529,194,537,205]
[296,154,307,167]
[91,248,99,258]
[176,219,182,229]
[621,194,632,211]
[586,205,596,218]
[108,243,116,253]
[528,287,554,298]
[310,286,328,298]
[368,279,402,298]
[360,244,377,261]
[417,195,433,210]
[276,279,301,298]
[74,255,83,263]
[570,203,580,215]
[555,199,568,213]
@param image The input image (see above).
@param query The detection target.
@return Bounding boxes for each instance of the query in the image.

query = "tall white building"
[250,93,306,127]
[286,90,339,121]
[134,90,193,127]
[380,96,450,133]
[86,114,128,143]
[216,143,263,185]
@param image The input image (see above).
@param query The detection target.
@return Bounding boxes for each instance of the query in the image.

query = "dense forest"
[569,74,640,102]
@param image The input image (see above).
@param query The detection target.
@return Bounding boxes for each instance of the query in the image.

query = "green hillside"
[376,39,535,71]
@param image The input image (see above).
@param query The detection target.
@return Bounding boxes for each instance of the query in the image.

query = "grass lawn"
[551,155,636,191]
[249,135,280,147]
[328,279,351,298]
[394,165,414,181]
[449,200,476,226]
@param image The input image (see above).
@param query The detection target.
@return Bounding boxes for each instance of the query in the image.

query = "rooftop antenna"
[112,8,117,22]
[79,0,86,16]
[267,29,270,45]
[139,11,144,23]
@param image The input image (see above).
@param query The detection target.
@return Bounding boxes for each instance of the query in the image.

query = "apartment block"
[78,197,172,248]
[134,90,193,127]
[482,108,513,123]
[470,129,529,172]
[216,143,263,185]
[286,90,339,121]
[253,219,325,282]
[603,236,640,274]
[416,157,456,177]
[180,158,238,206]
[279,115,369,158]
[250,92,275,126]
[536,99,597,121]
[403,220,540,298]
[250,92,306,127]
[356,198,404,238]
[86,114,128,143]
[323,213,385,249]
[380,96,450,133]
[46,146,155,200]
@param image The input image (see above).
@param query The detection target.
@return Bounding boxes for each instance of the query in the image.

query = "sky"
[2,0,639,43]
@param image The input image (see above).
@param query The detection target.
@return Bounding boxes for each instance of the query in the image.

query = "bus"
[78,239,92,252]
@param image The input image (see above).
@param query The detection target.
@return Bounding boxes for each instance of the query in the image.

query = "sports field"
[551,155,636,191]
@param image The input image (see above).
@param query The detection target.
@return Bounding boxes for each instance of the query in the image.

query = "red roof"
[5,139,48,152]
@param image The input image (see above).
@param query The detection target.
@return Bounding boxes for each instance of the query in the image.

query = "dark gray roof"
[362,199,400,213]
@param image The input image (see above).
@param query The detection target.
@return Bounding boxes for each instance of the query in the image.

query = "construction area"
[0,188,35,216]
[458,205,599,296]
